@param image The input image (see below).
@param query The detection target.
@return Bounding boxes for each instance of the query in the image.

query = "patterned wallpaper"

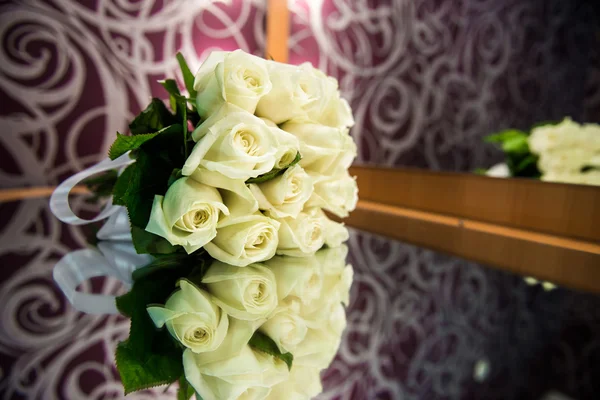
[1,1,600,399]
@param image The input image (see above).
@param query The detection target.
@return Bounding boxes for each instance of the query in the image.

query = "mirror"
[287,0,600,187]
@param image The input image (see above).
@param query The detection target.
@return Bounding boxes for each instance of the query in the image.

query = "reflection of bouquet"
[52,50,357,399]
[483,118,600,186]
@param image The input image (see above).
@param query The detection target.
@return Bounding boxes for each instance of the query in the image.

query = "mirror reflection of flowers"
[482,118,600,186]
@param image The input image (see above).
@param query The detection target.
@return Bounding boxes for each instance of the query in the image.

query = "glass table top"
[1,197,599,400]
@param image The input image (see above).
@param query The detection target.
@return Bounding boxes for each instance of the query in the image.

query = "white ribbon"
[50,152,134,225]
[97,206,134,241]
[50,154,153,314]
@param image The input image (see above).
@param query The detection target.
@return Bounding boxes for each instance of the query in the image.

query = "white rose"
[256,62,353,127]
[542,170,600,186]
[249,164,313,219]
[146,280,228,353]
[202,261,278,320]
[293,325,343,370]
[194,49,272,118]
[529,118,600,154]
[259,299,307,354]
[301,246,352,317]
[296,304,348,372]
[537,148,600,174]
[205,212,280,267]
[264,254,323,305]
[274,208,325,257]
[265,365,323,400]
[145,177,229,254]
[295,291,348,369]
[272,127,301,170]
[182,103,278,179]
[305,171,358,218]
[281,119,356,176]
[316,95,354,128]
[299,65,353,128]
[318,246,353,307]
[190,168,258,217]
[255,62,324,124]
[317,244,349,275]
[183,345,289,400]
[259,119,301,170]
[314,208,349,247]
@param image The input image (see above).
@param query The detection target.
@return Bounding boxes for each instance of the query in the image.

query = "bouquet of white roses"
[483,118,600,186]
[51,50,357,400]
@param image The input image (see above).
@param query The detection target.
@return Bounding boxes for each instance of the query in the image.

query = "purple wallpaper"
[1,0,600,399]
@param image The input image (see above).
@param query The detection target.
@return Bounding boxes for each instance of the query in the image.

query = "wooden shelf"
[350,165,600,243]
[337,166,600,294]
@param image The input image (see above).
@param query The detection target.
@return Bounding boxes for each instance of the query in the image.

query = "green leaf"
[581,165,600,173]
[114,247,211,394]
[176,52,197,98]
[501,135,529,155]
[246,152,301,184]
[168,168,183,187]
[116,268,190,394]
[121,152,160,228]
[248,331,293,370]
[83,169,118,198]
[132,251,209,282]
[514,154,539,174]
[506,153,541,178]
[160,79,182,113]
[114,251,213,394]
[131,226,179,255]
[177,376,196,400]
[139,124,186,167]
[129,98,178,135]
[120,124,185,229]
[484,129,528,144]
[115,261,196,394]
[112,164,136,206]
[116,341,182,394]
[181,98,189,158]
[473,168,488,175]
[109,132,159,160]
[160,79,181,98]
[188,107,200,127]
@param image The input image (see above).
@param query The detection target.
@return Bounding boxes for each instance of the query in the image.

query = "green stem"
[182,100,188,158]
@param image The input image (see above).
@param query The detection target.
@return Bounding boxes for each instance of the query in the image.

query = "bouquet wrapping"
[51,50,358,400]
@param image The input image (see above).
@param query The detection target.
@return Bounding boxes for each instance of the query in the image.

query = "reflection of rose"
[266,365,323,400]
[202,261,278,321]
[184,345,288,400]
[274,208,325,257]
[260,299,307,353]
[205,213,280,267]
[147,280,228,354]
[264,254,323,306]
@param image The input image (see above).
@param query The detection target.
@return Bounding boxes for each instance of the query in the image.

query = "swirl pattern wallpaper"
[1,0,600,399]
